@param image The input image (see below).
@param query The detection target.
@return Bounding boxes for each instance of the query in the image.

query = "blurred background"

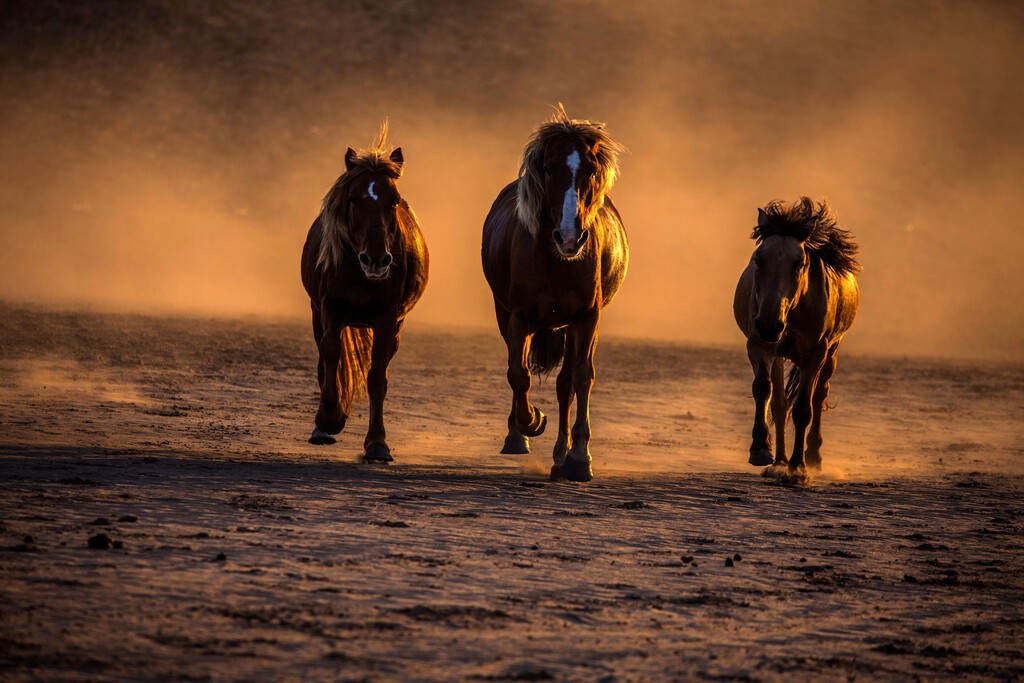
[1,0,1022,360]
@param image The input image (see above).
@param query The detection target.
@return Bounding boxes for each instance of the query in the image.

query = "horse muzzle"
[552,228,590,258]
[754,317,785,344]
[358,251,393,280]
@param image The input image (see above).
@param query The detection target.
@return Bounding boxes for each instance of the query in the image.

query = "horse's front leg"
[803,347,838,470]
[789,344,828,471]
[558,311,599,482]
[769,356,788,466]
[552,333,577,468]
[363,320,400,463]
[312,305,347,444]
[507,312,547,439]
[746,339,774,466]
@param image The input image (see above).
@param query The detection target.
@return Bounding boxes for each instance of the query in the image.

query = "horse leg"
[312,305,326,391]
[558,311,598,482]
[507,312,547,440]
[804,347,837,470]
[770,356,788,466]
[746,339,774,466]
[552,334,577,468]
[311,306,346,444]
[363,321,399,463]
[495,304,530,454]
[789,344,828,470]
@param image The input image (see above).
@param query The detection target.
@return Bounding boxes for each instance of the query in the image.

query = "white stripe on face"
[559,150,581,242]
[367,180,378,201]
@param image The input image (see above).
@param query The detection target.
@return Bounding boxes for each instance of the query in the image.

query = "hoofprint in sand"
[0,305,1022,680]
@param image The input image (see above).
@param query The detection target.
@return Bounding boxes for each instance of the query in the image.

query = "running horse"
[482,106,628,482]
[300,123,428,462]
[734,197,860,471]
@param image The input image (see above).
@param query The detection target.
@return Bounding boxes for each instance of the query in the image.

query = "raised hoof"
[804,454,823,471]
[308,428,337,445]
[363,443,394,464]
[748,448,774,467]
[315,408,347,435]
[518,406,547,438]
[559,457,593,483]
[500,434,530,455]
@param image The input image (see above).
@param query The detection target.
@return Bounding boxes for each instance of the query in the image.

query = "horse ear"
[757,208,769,227]
[344,147,357,171]
[390,147,404,167]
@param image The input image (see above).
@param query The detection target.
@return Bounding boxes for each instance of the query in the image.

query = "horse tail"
[785,364,801,409]
[338,327,373,413]
[529,328,566,376]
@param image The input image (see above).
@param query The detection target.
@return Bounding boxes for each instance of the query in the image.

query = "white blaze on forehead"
[559,150,582,241]
[367,180,378,201]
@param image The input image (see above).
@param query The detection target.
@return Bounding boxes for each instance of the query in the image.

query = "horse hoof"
[560,457,593,483]
[501,434,530,455]
[315,411,347,435]
[363,443,394,464]
[519,407,547,438]
[308,428,336,445]
[549,465,566,482]
[748,449,774,467]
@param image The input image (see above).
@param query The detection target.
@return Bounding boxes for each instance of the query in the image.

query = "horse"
[481,105,628,482]
[300,123,429,462]
[733,197,860,472]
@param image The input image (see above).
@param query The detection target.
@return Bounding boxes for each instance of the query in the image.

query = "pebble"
[88,534,112,550]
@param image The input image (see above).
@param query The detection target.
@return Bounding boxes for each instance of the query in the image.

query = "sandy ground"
[0,303,1022,681]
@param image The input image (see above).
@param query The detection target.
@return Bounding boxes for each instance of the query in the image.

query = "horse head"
[516,107,621,260]
[339,146,405,280]
[750,208,814,343]
[539,135,603,258]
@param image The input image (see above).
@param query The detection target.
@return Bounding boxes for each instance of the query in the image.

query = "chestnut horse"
[733,197,860,471]
[482,106,628,482]
[300,123,429,462]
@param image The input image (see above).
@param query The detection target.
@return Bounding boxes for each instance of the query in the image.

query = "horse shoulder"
[301,217,325,300]
[398,203,429,310]
[598,198,629,307]
[733,261,755,335]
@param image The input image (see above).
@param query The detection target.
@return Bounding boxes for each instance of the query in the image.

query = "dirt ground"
[0,304,1022,681]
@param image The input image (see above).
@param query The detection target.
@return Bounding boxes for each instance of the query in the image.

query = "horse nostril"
[552,230,562,244]
[358,252,371,267]
[577,229,590,246]
[380,252,393,268]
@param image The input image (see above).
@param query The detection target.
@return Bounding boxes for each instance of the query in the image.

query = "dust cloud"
[1,1,1022,360]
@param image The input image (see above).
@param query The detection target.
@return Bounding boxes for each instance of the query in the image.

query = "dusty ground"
[0,304,1022,681]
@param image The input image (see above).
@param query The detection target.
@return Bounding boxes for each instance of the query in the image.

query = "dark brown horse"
[734,197,860,472]
[482,106,628,482]
[300,123,429,462]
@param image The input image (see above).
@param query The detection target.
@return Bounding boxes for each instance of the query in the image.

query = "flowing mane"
[752,197,861,275]
[317,122,405,271]
[515,104,624,237]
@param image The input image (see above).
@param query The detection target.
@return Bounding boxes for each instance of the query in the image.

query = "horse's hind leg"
[363,321,399,463]
[551,334,577,467]
[312,306,347,444]
[770,357,788,466]
[804,348,837,470]
[496,305,530,454]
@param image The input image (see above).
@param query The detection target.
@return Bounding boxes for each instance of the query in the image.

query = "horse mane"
[317,121,404,271]
[752,196,861,275]
[516,103,624,237]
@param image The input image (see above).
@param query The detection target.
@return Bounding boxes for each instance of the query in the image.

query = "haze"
[1,0,1022,361]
